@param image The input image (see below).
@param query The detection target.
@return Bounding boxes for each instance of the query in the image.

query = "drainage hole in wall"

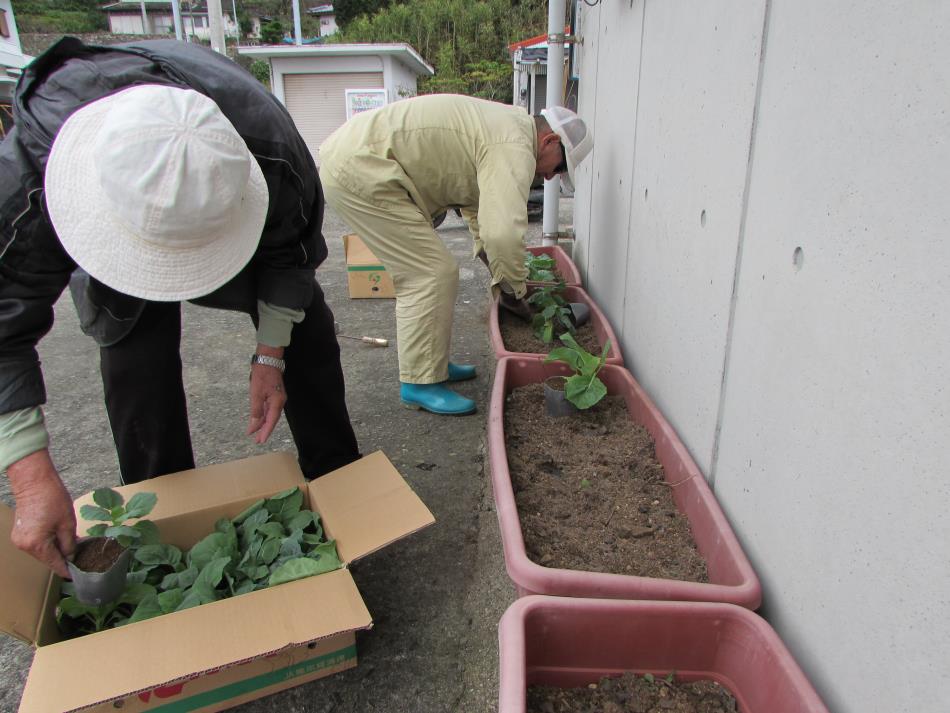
[644,188,648,201]
[793,247,804,271]
[700,209,707,227]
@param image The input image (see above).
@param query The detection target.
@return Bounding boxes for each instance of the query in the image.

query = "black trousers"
[100,283,360,484]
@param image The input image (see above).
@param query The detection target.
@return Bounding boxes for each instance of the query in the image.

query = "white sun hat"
[45,84,269,302]
[540,105,593,192]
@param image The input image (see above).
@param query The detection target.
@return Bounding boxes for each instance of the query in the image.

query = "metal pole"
[171,0,183,41]
[542,0,566,246]
[207,0,227,54]
[231,0,239,40]
[291,0,303,45]
[139,0,150,34]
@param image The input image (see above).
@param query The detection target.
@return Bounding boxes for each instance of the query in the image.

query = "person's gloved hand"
[7,449,76,578]
[499,292,533,323]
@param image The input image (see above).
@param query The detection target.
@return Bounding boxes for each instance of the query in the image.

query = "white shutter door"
[283,73,384,164]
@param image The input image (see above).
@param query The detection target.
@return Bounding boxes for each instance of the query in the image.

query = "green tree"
[260,19,285,44]
[333,0,393,30]
[332,0,548,101]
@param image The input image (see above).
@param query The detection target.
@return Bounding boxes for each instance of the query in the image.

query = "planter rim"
[497,596,829,713]
[488,357,761,607]
[489,285,624,365]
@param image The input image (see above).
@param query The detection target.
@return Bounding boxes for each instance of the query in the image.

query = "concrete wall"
[572,2,950,712]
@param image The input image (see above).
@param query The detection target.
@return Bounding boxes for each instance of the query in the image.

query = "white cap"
[45,85,269,302]
[540,105,593,192]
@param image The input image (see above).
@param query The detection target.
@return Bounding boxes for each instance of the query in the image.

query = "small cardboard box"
[0,451,434,712]
[343,234,395,298]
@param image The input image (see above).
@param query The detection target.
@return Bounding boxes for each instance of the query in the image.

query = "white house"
[308,3,338,37]
[101,1,239,40]
[238,43,432,163]
[570,2,950,712]
[509,32,574,114]
[0,0,30,136]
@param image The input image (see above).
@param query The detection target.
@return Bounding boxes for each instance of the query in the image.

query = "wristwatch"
[250,354,286,373]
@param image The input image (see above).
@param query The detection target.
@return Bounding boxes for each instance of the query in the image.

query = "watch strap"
[250,353,286,372]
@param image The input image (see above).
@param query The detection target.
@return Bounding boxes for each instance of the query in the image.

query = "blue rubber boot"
[400,383,476,415]
[447,362,477,382]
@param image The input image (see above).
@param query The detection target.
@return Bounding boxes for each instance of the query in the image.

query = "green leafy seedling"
[79,488,158,549]
[579,478,592,490]
[527,282,574,343]
[524,252,558,283]
[544,332,611,409]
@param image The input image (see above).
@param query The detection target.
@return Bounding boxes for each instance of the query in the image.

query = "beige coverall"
[319,94,535,384]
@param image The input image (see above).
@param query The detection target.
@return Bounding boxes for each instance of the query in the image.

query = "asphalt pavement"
[0,200,575,713]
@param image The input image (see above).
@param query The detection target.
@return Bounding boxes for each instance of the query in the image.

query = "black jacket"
[0,37,327,414]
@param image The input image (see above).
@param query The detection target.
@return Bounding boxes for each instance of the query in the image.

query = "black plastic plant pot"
[543,376,579,418]
[66,537,132,606]
[567,302,591,328]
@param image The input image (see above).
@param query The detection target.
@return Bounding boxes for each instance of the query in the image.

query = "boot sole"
[400,399,477,416]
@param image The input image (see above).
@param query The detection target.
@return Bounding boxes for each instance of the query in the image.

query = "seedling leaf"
[92,488,123,510]
[123,492,157,520]
[79,505,112,522]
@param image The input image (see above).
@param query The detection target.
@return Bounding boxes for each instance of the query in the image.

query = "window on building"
[0,9,11,38]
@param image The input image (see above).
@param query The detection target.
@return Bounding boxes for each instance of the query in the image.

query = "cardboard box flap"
[0,503,51,645]
[19,568,371,713]
[343,234,385,268]
[73,452,305,521]
[308,451,436,563]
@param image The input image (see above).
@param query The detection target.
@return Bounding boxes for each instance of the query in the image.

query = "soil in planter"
[499,310,601,355]
[528,672,738,713]
[72,537,126,573]
[505,385,709,582]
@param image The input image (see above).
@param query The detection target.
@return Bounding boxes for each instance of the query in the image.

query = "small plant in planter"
[66,489,159,606]
[543,332,611,415]
[56,486,343,638]
[524,251,559,283]
[527,282,575,344]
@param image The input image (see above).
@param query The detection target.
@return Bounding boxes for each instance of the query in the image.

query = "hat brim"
[45,89,268,302]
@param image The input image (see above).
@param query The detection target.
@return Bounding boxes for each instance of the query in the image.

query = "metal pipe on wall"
[542,0,567,246]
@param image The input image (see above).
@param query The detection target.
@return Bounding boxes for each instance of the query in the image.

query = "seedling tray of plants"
[487,358,761,607]
[490,285,624,365]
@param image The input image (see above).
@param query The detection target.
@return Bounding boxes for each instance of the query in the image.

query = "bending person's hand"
[7,449,76,578]
[499,292,533,323]
[247,351,287,445]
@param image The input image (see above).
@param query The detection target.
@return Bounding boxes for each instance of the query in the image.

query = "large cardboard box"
[343,234,395,298]
[0,451,434,712]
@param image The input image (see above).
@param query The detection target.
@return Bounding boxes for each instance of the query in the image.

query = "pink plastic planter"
[498,597,829,713]
[525,245,582,287]
[489,285,624,365]
[488,358,761,608]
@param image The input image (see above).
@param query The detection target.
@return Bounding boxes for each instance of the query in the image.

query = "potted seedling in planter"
[527,282,575,344]
[543,333,611,417]
[490,284,624,365]
[524,252,558,283]
[67,488,158,606]
[525,245,582,287]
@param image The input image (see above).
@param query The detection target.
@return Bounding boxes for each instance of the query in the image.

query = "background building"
[0,0,29,137]
[238,43,432,163]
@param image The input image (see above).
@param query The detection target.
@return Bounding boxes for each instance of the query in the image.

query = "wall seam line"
[709,0,773,489]
[618,0,649,347]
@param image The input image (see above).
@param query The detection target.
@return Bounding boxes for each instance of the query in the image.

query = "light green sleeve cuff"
[257,300,305,348]
[0,407,50,473]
